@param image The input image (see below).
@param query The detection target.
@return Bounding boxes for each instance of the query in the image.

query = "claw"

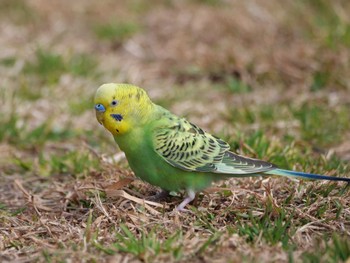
[147,189,170,202]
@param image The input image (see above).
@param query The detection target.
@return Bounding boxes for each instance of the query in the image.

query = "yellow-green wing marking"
[153,116,276,174]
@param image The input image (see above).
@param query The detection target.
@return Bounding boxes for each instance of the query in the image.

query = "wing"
[153,113,276,175]
[215,151,276,174]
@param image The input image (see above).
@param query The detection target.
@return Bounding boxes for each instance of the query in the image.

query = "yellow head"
[94,83,154,136]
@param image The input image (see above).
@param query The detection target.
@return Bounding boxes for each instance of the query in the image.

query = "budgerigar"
[94,83,350,211]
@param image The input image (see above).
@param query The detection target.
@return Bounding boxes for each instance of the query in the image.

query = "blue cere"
[95,104,106,112]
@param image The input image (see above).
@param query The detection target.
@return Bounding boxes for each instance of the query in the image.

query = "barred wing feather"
[153,116,275,175]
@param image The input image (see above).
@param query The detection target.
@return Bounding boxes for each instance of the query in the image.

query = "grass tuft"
[24,49,97,84]
[94,21,140,43]
[302,234,350,263]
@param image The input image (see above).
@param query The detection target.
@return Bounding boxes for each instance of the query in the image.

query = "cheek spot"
[116,128,119,133]
[110,114,123,122]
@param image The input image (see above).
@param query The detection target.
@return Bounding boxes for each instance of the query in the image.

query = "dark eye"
[111,100,118,106]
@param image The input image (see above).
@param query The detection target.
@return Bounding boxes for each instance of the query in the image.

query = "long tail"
[265,169,350,183]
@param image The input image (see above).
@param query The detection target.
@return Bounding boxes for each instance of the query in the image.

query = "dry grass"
[1,0,350,262]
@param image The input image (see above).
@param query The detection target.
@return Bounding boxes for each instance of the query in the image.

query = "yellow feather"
[94,83,154,136]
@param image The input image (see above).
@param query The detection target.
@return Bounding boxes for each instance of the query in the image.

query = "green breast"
[114,128,221,192]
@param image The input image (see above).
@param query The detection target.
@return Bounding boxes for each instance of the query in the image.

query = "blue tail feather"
[266,169,350,183]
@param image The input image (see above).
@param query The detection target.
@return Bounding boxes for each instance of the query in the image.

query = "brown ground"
[1,0,350,262]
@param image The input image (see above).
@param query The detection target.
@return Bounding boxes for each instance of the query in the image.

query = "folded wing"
[153,115,275,175]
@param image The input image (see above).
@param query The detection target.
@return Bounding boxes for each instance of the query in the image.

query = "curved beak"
[95,111,103,125]
[96,112,103,125]
[95,104,105,125]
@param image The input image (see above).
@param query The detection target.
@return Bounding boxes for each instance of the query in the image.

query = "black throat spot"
[110,114,123,122]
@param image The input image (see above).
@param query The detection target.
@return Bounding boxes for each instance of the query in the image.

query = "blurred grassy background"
[0,0,350,262]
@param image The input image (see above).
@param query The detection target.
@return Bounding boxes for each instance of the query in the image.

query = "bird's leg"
[147,189,170,202]
[176,189,196,211]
